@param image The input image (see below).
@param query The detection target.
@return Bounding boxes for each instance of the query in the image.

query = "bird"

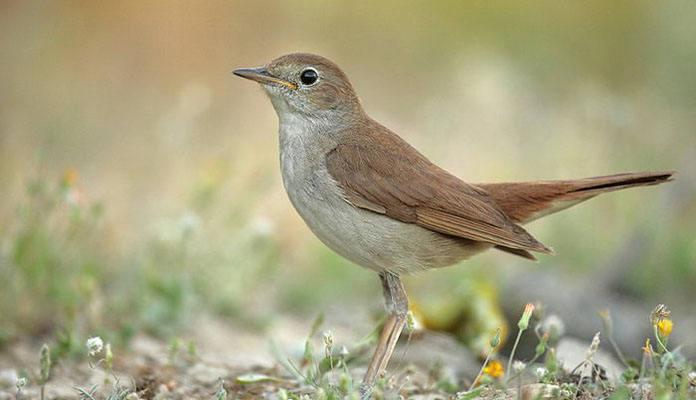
[233,53,674,398]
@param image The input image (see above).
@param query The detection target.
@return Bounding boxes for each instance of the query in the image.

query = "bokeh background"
[1,0,695,363]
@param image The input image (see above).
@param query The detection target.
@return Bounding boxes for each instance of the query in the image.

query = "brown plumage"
[477,172,675,224]
[326,116,674,260]
[234,52,675,397]
[478,172,674,259]
[326,118,553,256]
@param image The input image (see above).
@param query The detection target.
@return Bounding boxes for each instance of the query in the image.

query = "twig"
[469,349,494,392]
[506,329,524,380]
[506,303,534,380]
[468,328,501,392]
[607,335,630,369]
[653,325,670,354]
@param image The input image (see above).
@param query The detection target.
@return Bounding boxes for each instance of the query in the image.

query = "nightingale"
[233,53,673,398]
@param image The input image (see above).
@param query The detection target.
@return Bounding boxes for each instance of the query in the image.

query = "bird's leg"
[360,272,409,399]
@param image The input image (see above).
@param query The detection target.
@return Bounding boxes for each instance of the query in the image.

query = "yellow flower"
[657,319,673,337]
[63,168,78,187]
[483,360,504,378]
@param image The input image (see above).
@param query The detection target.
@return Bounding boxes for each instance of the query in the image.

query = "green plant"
[39,343,51,400]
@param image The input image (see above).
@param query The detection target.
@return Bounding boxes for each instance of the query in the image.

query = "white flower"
[16,376,27,389]
[534,367,547,379]
[512,360,526,372]
[339,346,349,357]
[86,336,104,356]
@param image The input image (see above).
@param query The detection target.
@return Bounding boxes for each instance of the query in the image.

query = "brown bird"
[233,53,674,398]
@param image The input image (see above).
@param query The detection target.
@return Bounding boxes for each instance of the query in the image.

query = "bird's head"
[234,53,363,123]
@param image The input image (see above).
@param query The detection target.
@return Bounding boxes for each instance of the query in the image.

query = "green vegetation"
[0,170,282,348]
[1,1,695,398]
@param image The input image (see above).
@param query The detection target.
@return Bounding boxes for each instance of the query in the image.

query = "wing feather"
[325,122,552,254]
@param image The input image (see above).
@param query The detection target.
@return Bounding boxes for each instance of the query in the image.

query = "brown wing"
[325,121,552,254]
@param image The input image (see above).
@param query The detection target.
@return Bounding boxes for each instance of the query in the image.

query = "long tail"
[477,171,675,224]
[476,171,675,260]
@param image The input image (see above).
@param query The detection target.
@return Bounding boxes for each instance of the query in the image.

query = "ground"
[1,314,693,399]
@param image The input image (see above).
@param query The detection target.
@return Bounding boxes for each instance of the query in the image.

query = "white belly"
[279,133,487,275]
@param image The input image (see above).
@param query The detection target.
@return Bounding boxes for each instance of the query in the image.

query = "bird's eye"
[300,68,319,86]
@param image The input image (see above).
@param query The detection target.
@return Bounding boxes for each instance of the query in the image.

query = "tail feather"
[477,171,675,225]
[567,172,675,194]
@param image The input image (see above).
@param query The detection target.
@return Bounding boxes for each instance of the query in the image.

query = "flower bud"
[490,328,501,348]
[518,303,535,330]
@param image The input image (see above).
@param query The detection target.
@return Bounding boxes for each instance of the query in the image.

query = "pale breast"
[278,131,488,275]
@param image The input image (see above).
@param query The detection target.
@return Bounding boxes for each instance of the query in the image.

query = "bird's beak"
[233,67,298,90]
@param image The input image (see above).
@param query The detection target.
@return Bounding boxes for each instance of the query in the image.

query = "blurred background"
[1,0,695,367]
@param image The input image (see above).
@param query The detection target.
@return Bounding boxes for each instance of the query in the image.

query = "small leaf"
[457,386,484,399]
